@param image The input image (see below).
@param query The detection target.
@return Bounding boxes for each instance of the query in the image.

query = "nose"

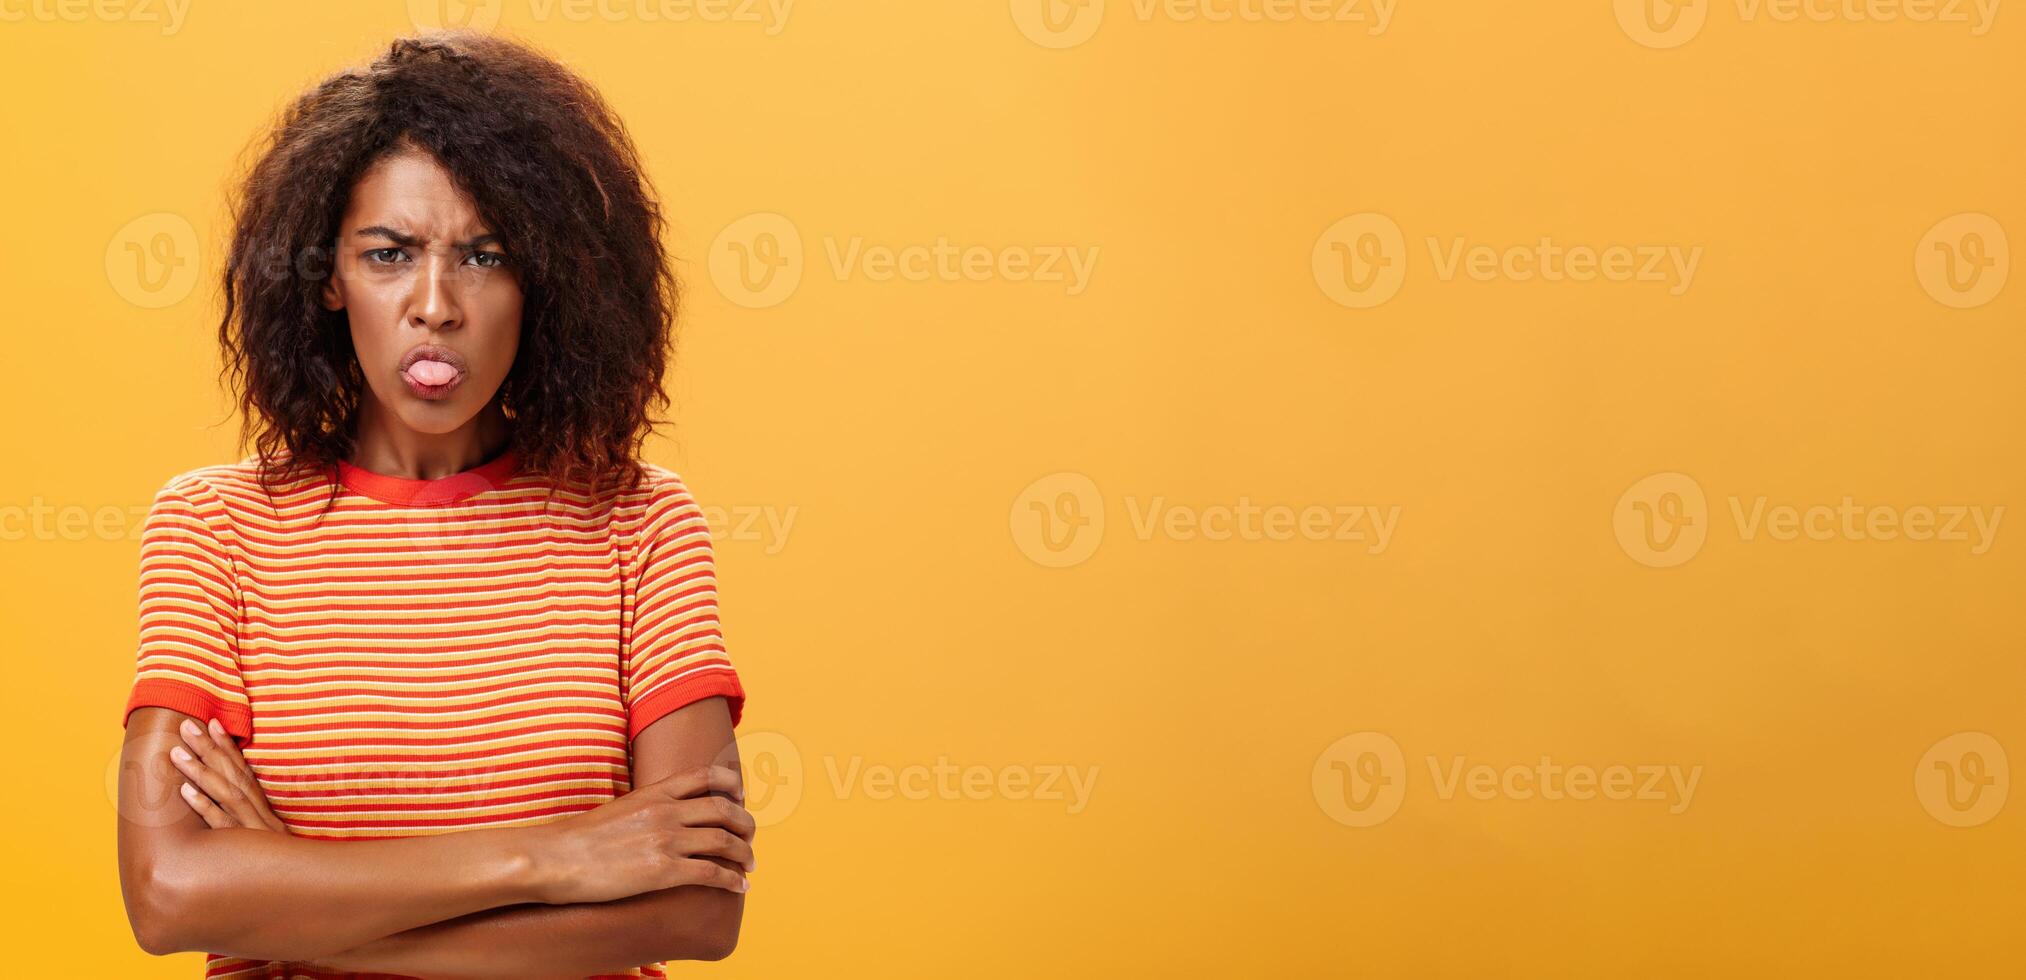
[406,249,463,331]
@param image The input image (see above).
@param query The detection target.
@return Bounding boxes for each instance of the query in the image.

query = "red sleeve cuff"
[628,669,746,741]
[125,678,254,749]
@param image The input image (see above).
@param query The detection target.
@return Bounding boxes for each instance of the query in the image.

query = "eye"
[466,251,510,269]
[364,247,409,264]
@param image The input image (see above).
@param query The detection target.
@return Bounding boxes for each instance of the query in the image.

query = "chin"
[395,401,484,434]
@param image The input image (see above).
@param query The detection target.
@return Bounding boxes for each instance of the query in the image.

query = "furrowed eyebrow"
[355,225,419,247]
[353,226,503,249]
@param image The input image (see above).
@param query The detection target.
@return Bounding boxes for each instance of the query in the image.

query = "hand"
[526,764,756,904]
[169,717,290,834]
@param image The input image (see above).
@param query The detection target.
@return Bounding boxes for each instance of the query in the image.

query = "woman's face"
[322,147,521,436]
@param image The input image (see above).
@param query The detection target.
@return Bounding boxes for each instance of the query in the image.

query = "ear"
[320,274,344,311]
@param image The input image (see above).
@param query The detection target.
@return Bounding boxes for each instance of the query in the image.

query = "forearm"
[306,876,745,979]
[137,824,542,962]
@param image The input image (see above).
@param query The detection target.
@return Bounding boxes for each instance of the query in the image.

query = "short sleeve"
[624,477,745,739]
[123,478,254,748]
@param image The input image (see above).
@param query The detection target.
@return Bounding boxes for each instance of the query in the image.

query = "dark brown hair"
[217,30,675,501]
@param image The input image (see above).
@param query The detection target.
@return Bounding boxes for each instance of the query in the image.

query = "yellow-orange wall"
[2,1,2021,975]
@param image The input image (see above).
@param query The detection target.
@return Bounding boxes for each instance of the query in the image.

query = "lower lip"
[402,365,465,400]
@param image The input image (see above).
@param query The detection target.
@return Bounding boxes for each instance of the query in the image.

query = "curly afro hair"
[217,30,676,502]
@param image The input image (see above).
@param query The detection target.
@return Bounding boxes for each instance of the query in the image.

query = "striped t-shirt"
[123,448,745,980]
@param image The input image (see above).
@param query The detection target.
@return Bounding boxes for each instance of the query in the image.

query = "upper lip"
[398,343,469,377]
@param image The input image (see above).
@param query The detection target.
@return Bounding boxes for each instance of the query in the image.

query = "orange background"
[2,1,2022,976]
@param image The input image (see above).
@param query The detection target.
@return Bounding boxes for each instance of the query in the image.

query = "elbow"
[690,921,742,963]
[126,846,253,958]
[660,891,744,963]
[686,932,740,963]
[130,909,179,958]
[682,904,744,962]
[125,857,194,956]
[135,922,189,959]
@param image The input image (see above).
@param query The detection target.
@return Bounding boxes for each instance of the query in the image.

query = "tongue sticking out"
[405,359,459,386]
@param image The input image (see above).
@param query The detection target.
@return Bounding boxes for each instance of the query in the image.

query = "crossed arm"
[116,696,751,979]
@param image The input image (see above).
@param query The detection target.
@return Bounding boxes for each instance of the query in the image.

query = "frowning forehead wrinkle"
[354,225,503,249]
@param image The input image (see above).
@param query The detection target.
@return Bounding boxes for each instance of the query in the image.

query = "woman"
[114,31,756,979]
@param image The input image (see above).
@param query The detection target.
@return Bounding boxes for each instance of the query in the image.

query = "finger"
[179,718,228,770]
[664,856,750,894]
[675,795,758,841]
[205,718,249,773]
[179,781,234,830]
[186,719,267,808]
[169,746,264,828]
[188,718,251,785]
[649,765,744,804]
[676,827,757,872]
[653,764,744,803]
[203,718,285,825]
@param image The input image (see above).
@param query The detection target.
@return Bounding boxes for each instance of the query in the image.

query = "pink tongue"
[406,360,458,386]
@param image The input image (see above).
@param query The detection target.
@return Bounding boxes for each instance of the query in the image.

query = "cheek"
[337,277,405,349]
[352,279,404,312]
[473,286,524,376]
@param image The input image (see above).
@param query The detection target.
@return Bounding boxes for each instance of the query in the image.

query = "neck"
[347,397,514,480]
